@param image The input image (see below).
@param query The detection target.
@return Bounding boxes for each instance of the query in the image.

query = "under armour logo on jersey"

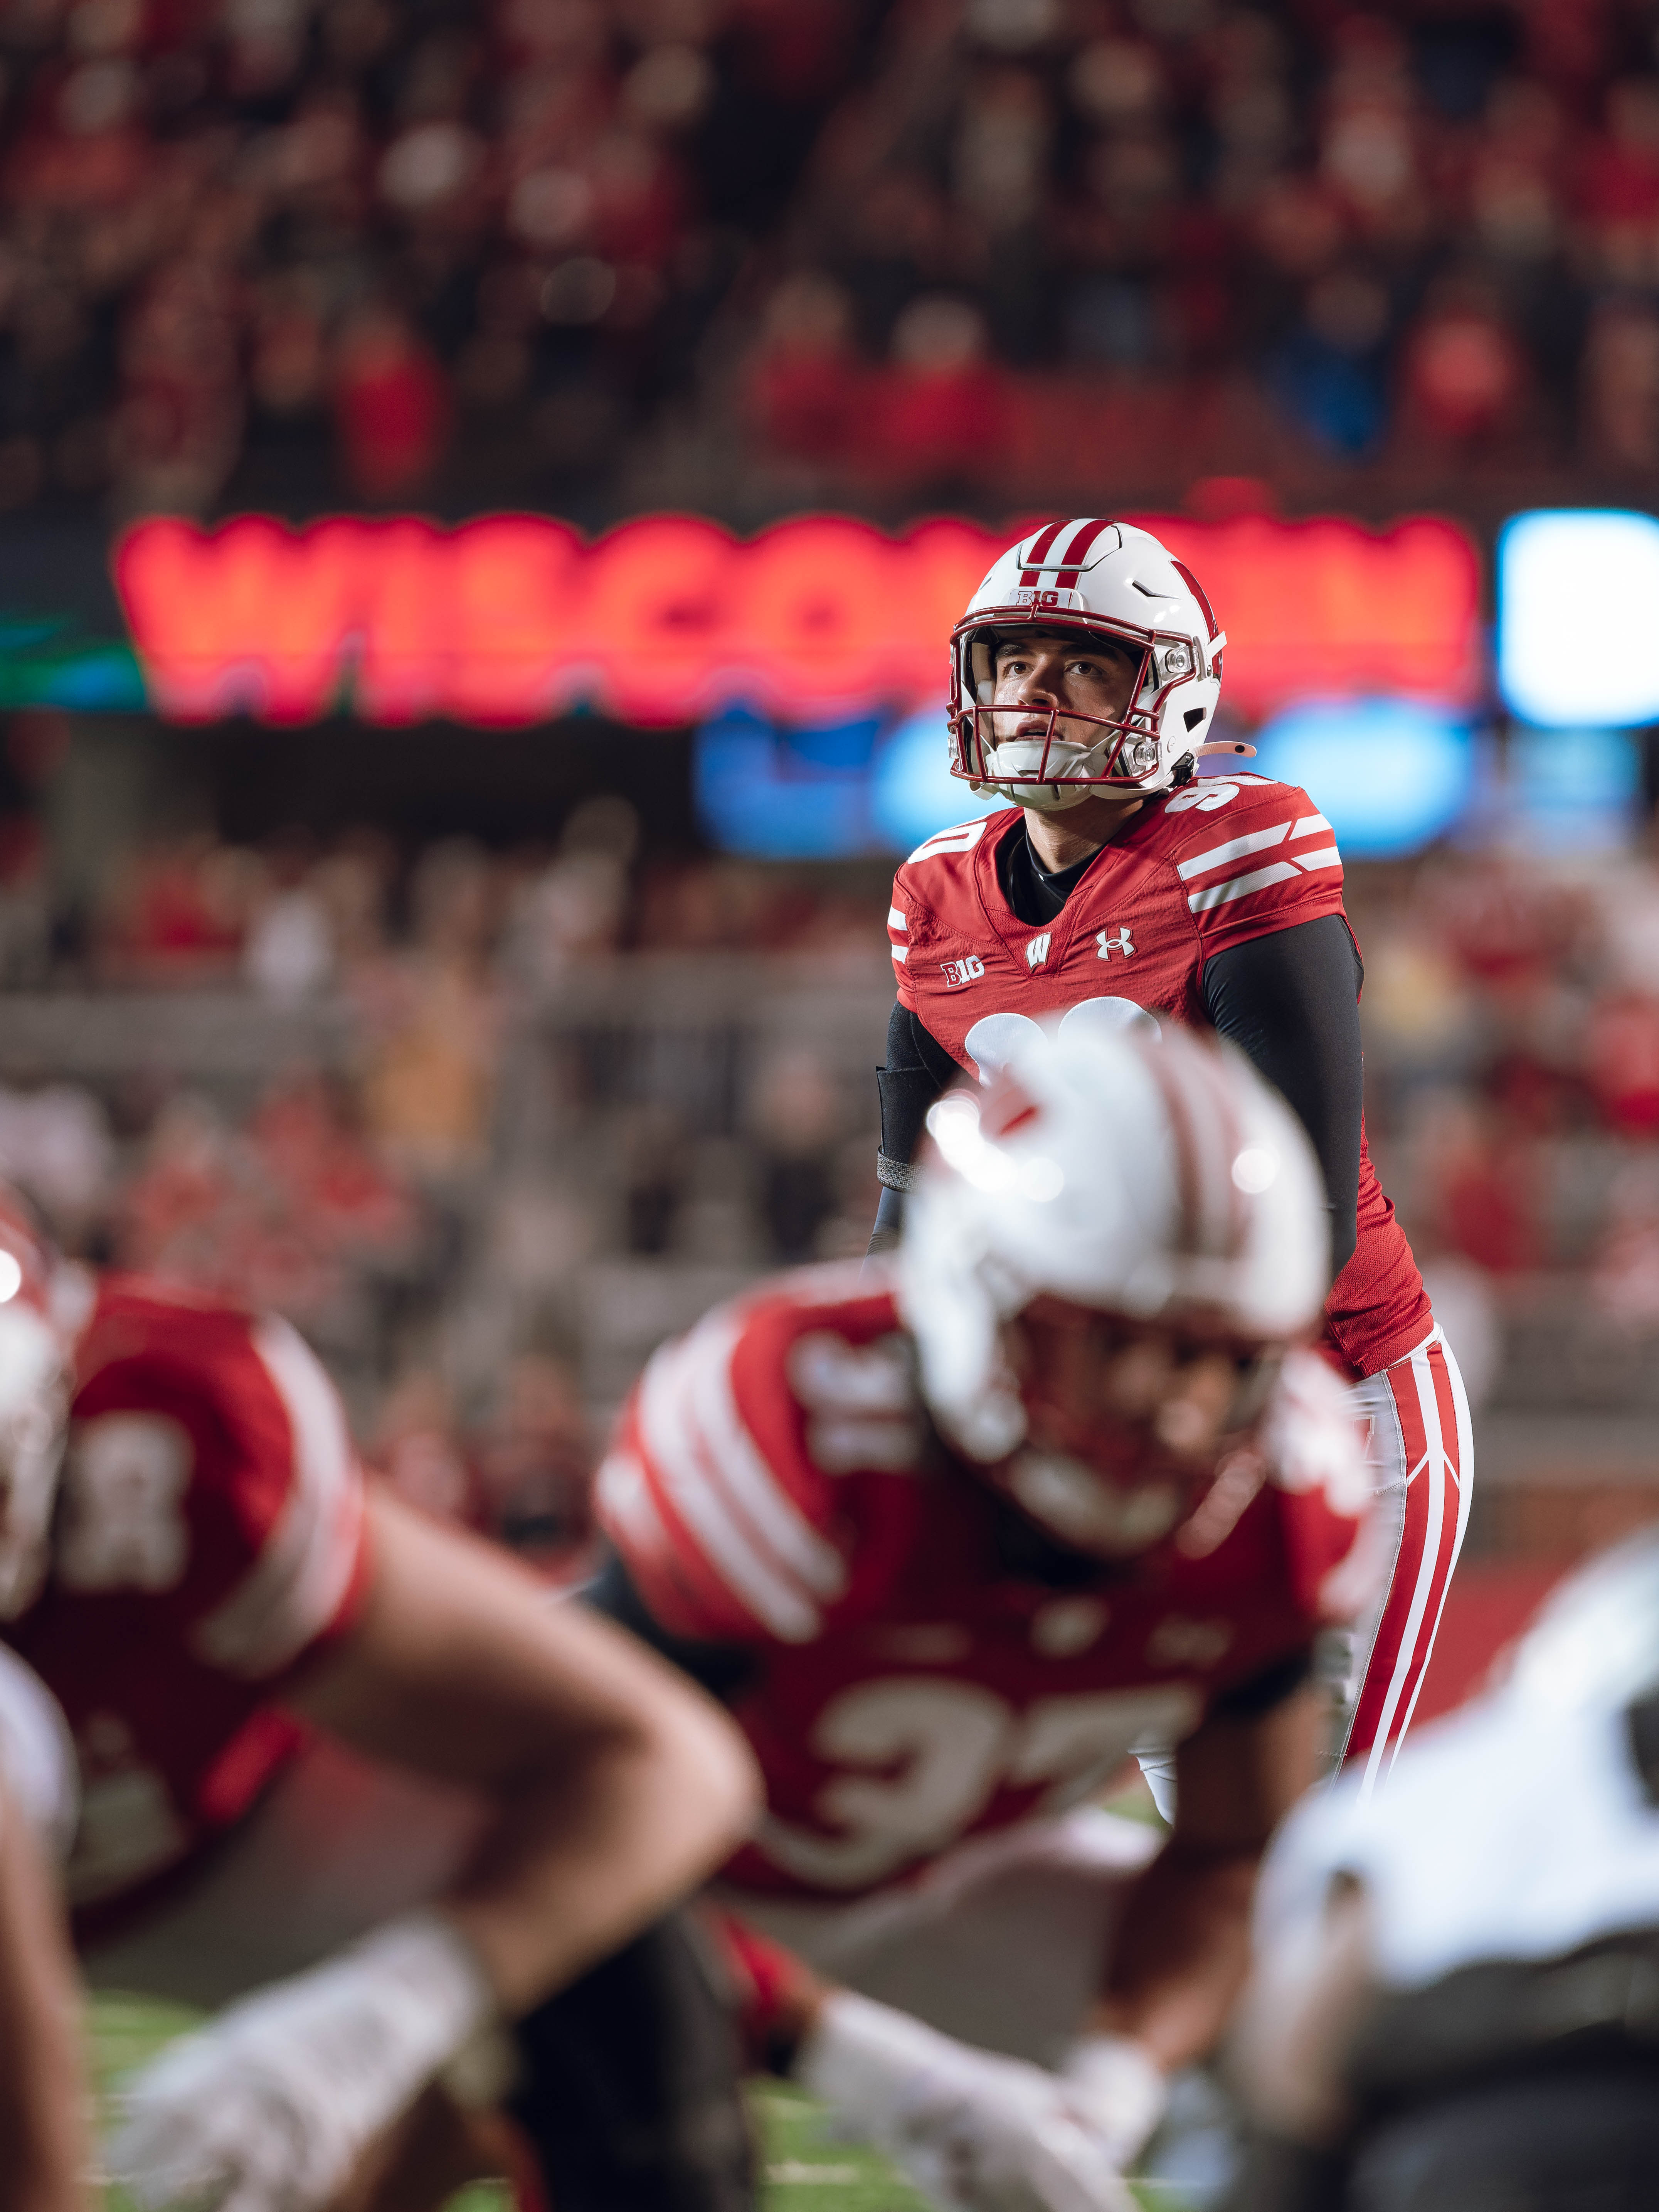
[940,954,986,990]
[1025,933,1052,971]
[1096,927,1135,961]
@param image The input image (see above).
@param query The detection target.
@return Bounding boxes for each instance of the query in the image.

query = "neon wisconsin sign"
[113,511,1482,729]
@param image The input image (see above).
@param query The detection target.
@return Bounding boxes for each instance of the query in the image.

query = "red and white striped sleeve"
[1164,778,1347,962]
[887,883,915,1010]
[593,1298,850,1646]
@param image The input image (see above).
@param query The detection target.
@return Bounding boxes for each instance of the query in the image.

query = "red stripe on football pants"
[1344,1332,1471,1788]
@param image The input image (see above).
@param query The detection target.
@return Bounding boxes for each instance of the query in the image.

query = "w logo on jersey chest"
[1025,933,1052,971]
[939,954,986,990]
[1096,927,1135,961]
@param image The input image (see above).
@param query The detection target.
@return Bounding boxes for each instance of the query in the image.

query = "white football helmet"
[0,1198,70,1621]
[950,518,1247,810]
[897,1025,1329,1488]
[1503,1525,1659,1718]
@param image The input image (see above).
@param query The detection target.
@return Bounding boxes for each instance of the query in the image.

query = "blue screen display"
[1499,510,1659,731]
[700,695,1488,862]
[1506,727,1641,850]
[695,702,1001,859]
[1249,698,1476,858]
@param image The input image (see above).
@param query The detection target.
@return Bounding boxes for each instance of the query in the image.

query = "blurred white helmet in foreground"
[897,1025,1330,1469]
[0,1195,70,1620]
[1504,1525,1659,1718]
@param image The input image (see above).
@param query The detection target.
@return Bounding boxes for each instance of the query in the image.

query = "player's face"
[991,634,1141,752]
[995,1297,1260,1557]
[1011,1300,1244,1463]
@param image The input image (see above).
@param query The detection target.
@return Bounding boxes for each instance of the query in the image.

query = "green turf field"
[88,1993,1184,2212]
[87,1783,1182,2212]
[88,1992,931,2212]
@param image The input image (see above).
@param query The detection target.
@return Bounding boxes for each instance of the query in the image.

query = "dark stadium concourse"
[183,712,700,852]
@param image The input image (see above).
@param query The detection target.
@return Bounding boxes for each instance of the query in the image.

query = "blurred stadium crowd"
[0,778,897,1567]
[2,767,1659,1574]
[7,0,1659,521]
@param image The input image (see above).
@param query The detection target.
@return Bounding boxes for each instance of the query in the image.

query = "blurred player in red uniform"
[581,1024,1380,2212]
[0,1199,758,2212]
[0,1648,86,2212]
[867,519,1471,1799]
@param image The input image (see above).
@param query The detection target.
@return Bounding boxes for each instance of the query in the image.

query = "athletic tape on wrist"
[876,1154,921,1194]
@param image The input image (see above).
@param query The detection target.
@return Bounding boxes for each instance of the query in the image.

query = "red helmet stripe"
[1052,517,1114,588]
[1141,1043,1250,1271]
[1017,521,1067,588]
[1188,1045,1248,1258]
[1170,558,1220,641]
[1143,1047,1201,1258]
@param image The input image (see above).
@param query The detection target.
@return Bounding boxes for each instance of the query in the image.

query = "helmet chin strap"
[978,723,1148,807]
[987,779,1097,814]
[978,732,1257,809]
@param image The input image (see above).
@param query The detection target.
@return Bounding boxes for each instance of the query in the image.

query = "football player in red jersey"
[867,518,1471,1800]
[578,1024,1381,2212]
[0,1196,759,2212]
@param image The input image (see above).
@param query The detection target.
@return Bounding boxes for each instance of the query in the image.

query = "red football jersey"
[594,1266,1378,1903]
[888,780,1431,1379]
[5,1274,370,1925]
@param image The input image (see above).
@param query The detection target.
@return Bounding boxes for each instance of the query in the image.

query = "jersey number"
[58,1415,191,1593]
[757,1677,1197,1889]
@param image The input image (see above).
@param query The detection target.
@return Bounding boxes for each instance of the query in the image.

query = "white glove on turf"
[797,1990,1154,2212]
[106,1910,496,2212]
[1057,2034,1168,2170]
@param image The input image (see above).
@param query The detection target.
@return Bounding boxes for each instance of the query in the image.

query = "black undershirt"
[873,821,1363,1279]
[1000,826,1105,926]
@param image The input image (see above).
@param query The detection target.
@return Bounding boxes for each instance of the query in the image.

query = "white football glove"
[105,1911,497,2212]
[797,1991,1152,2212]
[1056,2034,1168,2170]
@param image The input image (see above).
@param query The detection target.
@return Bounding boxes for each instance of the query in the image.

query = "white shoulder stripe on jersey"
[1292,844,1342,872]
[891,946,907,964]
[595,1444,672,1562]
[907,817,990,865]
[1186,859,1304,912]
[1175,820,1292,880]
[887,906,907,932]
[1290,813,1332,840]
[686,1312,847,1600]
[193,1317,362,1679]
[637,1335,820,1642]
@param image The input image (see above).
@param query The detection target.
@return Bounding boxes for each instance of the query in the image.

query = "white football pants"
[1138,1321,1475,1820]
[727,1806,1160,2069]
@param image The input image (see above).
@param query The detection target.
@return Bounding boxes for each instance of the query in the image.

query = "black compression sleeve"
[1200,915,1363,1279]
[885,999,961,1093]
[868,1002,958,1258]
[582,1547,757,1703]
